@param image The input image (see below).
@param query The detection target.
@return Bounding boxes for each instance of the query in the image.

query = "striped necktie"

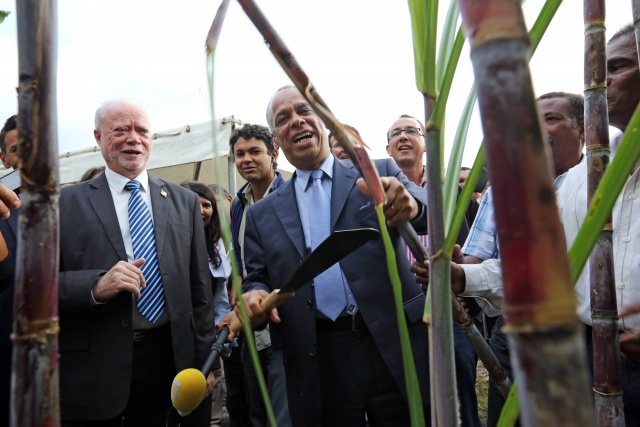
[126,180,165,323]
[309,169,347,320]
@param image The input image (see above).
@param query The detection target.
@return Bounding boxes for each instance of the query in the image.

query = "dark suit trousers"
[62,324,210,427]
[315,319,429,427]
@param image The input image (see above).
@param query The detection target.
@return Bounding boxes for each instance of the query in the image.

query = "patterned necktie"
[309,169,347,320]
[126,180,165,323]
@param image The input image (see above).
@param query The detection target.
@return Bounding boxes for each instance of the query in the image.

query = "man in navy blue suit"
[238,86,431,426]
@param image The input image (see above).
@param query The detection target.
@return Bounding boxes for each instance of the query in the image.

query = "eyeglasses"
[387,127,424,139]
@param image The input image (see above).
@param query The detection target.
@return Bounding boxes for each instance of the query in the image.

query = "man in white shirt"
[58,100,216,426]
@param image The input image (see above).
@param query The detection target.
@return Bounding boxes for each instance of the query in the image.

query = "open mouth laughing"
[293,132,313,144]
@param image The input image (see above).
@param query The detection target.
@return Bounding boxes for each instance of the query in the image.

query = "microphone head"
[171,368,206,414]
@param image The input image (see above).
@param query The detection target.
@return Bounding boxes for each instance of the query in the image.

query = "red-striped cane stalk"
[584,1,624,425]
[12,1,60,426]
[458,0,595,425]
[234,0,425,424]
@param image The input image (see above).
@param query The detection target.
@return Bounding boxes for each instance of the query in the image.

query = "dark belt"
[316,314,368,333]
[133,323,170,343]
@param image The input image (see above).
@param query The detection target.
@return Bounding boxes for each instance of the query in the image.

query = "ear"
[93,129,102,145]
[385,144,391,156]
[272,148,279,163]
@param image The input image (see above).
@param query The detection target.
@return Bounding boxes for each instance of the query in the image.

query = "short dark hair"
[536,92,584,126]
[608,23,634,45]
[229,123,277,169]
[0,115,17,154]
[328,124,360,146]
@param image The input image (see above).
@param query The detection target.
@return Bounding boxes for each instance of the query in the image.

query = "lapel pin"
[160,190,168,198]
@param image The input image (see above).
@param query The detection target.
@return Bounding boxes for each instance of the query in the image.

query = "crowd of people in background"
[0,22,639,427]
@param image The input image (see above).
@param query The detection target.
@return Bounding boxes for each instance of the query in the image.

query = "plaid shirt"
[461,188,499,259]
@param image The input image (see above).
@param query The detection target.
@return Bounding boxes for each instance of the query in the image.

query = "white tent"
[1,116,292,194]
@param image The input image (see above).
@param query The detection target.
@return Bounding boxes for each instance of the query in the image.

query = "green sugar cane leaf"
[443,85,476,238]
[436,1,460,90]
[497,381,520,427]
[407,0,438,96]
[376,205,425,426]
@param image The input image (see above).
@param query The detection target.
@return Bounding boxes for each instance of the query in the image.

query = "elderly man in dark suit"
[239,86,431,426]
[58,100,215,427]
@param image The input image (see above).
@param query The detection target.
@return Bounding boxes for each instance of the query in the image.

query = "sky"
[0,0,633,172]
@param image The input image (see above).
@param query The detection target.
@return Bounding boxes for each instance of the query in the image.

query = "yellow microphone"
[170,368,206,416]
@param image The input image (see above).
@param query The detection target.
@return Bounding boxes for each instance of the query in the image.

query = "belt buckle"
[351,315,366,332]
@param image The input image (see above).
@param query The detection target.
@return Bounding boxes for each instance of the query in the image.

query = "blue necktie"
[309,169,347,320]
[126,180,165,324]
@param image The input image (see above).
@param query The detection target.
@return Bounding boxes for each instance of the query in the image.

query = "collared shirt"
[295,155,335,250]
[462,173,568,261]
[238,176,279,350]
[461,188,500,260]
[103,167,168,329]
[460,157,640,330]
[239,174,278,276]
[104,167,153,263]
[559,159,640,330]
[294,155,358,315]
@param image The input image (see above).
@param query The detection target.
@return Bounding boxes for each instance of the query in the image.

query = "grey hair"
[94,99,147,132]
[265,85,296,132]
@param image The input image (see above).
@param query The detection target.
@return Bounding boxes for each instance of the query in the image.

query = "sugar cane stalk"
[584,1,624,425]
[204,2,278,425]
[634,0,640,60]
[234,0,425,424]
[11,1,60,426]
[406,1,460,423]
[458,0,595,425]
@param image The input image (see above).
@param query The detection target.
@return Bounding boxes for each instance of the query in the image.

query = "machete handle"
[229,289,296,333]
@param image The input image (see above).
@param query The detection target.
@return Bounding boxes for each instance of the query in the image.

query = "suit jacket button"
[308,346,316,356]
[306,300,313,309]
[122,320,130,328]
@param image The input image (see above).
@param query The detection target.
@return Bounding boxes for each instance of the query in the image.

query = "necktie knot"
[311,169,324,182]
[126,180,142,192]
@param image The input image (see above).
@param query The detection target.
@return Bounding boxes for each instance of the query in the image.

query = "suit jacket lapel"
[331,160,359,229]
[273,178,307,258]
[149,176,169,260]
[88,174,128,261]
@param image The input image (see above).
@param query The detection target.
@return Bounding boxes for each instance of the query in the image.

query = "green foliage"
[376,205,425,426]
[205,2,276,423]
[497,381,520,427]
[407,0,437,95]
[436,1,460,90]
[0,10,9,24]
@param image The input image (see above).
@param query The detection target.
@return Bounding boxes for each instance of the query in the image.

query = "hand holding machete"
[229,228,380,332]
